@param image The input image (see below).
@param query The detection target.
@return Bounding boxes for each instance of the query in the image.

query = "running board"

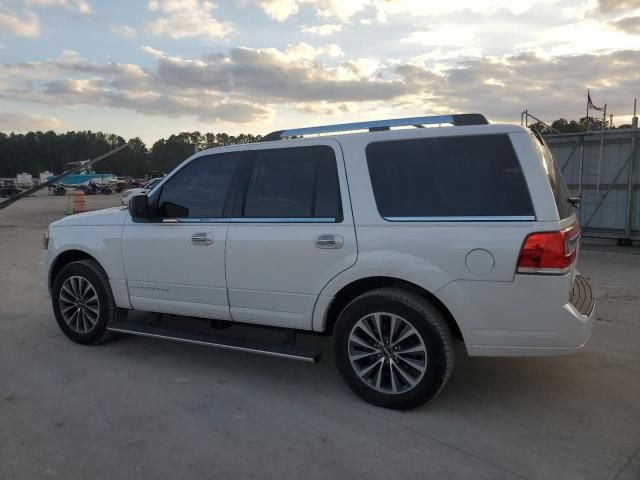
[107,322,321,363]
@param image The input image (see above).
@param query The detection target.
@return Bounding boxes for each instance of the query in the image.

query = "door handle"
[191,232,213,246]
[314,234,343,249]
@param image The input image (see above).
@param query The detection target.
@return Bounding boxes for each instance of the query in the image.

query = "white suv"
[39,114,594,410]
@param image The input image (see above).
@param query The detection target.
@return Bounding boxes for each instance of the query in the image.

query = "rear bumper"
[436,272,594,357]
[465,304,592,356]
[569,274,595,316]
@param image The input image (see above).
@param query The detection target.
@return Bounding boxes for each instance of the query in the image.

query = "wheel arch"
[49,249,102,290]
[318,276,464,342]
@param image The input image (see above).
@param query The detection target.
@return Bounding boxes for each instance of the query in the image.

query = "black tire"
[332,288,454,410]
[51,259,116,345]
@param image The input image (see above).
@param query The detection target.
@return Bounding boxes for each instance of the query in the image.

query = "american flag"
[587,91,604,111]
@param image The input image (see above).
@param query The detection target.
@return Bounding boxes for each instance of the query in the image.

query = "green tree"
[0,129,261,178]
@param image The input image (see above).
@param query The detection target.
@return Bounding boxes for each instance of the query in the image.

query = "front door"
[225,141,357,329]
[121,151,245,319]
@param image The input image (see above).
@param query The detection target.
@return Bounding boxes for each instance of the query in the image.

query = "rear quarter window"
[532,134,574,220]
[366,134,534,219]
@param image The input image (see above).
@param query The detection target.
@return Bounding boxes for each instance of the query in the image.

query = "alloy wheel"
[348,312,427,394]
[58,276,100,333]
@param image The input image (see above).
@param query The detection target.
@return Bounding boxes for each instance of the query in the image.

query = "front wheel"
[51,259,117,345]
[333,288,454,410]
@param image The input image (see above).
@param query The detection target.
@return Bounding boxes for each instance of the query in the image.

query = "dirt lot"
[1,192,639,480]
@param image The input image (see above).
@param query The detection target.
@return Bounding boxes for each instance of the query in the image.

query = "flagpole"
[585,89,590,131]
[578,90,588,214]
[596,103,607,197]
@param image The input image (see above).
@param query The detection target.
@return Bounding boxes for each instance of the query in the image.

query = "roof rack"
[261,113,488,141]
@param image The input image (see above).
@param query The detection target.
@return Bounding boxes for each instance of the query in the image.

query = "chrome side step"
[107,321,321,363]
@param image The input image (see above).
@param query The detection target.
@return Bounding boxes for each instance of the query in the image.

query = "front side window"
[243,146,341,220]
[366,134,534,219]
[156,153,241,218]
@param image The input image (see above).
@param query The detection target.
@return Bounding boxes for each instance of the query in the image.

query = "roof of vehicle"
[192,115,529,159]
[261,114,527,141]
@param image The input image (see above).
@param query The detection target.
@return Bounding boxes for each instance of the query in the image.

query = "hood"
[50,207,129,227]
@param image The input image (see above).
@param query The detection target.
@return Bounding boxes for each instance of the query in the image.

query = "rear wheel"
[333,288,454,410]
[52,259,116,345]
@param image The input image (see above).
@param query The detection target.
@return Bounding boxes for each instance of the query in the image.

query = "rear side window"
[366,134,534,219]
[243,146,342,220]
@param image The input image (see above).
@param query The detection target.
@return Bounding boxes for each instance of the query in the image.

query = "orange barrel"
[72,190,86,213]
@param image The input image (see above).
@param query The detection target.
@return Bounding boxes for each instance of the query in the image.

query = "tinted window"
[314,152,341,218]
[156,153,240,218]
[533,135,574,219]
[366,134,534,218]
[244,146,341,219]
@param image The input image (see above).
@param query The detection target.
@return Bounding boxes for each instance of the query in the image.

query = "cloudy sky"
[0,0,639,142]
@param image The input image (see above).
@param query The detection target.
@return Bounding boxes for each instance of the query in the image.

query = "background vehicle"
[15,173,33,188]
[49,183,67,196]
[121,177,162,205]
[1,180,21,198]
[76,181,113,195]
[40,114,594,410]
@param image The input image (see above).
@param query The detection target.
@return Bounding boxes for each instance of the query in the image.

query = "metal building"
[545,126,639,242]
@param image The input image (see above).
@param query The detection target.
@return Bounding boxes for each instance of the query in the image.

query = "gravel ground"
[1,191,639,480]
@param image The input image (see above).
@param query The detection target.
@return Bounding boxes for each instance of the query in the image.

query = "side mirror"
[568,196,581,208]
[129,194,150,219]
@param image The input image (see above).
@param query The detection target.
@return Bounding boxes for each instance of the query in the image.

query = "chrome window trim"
[149,217,339,224]
[384,216,536,222]
[230,217,338,223]
[161,218,228,223]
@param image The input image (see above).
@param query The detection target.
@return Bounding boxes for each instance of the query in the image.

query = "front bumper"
[38,250,51,298]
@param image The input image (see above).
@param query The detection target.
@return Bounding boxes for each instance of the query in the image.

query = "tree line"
[0,130,262,178]
[3,116,634,179]
[529,116,633,134]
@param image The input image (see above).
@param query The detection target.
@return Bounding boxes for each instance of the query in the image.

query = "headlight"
[43,229,49,249]
[122,191,132,197]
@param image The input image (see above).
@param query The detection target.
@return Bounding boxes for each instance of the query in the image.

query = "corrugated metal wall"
[545,128,639,238]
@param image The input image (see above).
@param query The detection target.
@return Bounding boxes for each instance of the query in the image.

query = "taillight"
[517,223,580,274]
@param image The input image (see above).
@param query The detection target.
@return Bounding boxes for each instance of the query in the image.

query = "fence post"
[578,135,585,224]
[625,110,638,238]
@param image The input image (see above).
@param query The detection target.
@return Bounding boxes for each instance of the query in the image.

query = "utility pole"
[625,98,638,240]
[579,90,589,216]
[596,103,607,197]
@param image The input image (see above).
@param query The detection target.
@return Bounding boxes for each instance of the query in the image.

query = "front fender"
[48,225,130,308]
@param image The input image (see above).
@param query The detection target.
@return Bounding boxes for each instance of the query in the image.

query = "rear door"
[225,140,357,329]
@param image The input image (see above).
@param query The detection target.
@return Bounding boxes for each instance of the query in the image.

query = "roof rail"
[261,113,488,141]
